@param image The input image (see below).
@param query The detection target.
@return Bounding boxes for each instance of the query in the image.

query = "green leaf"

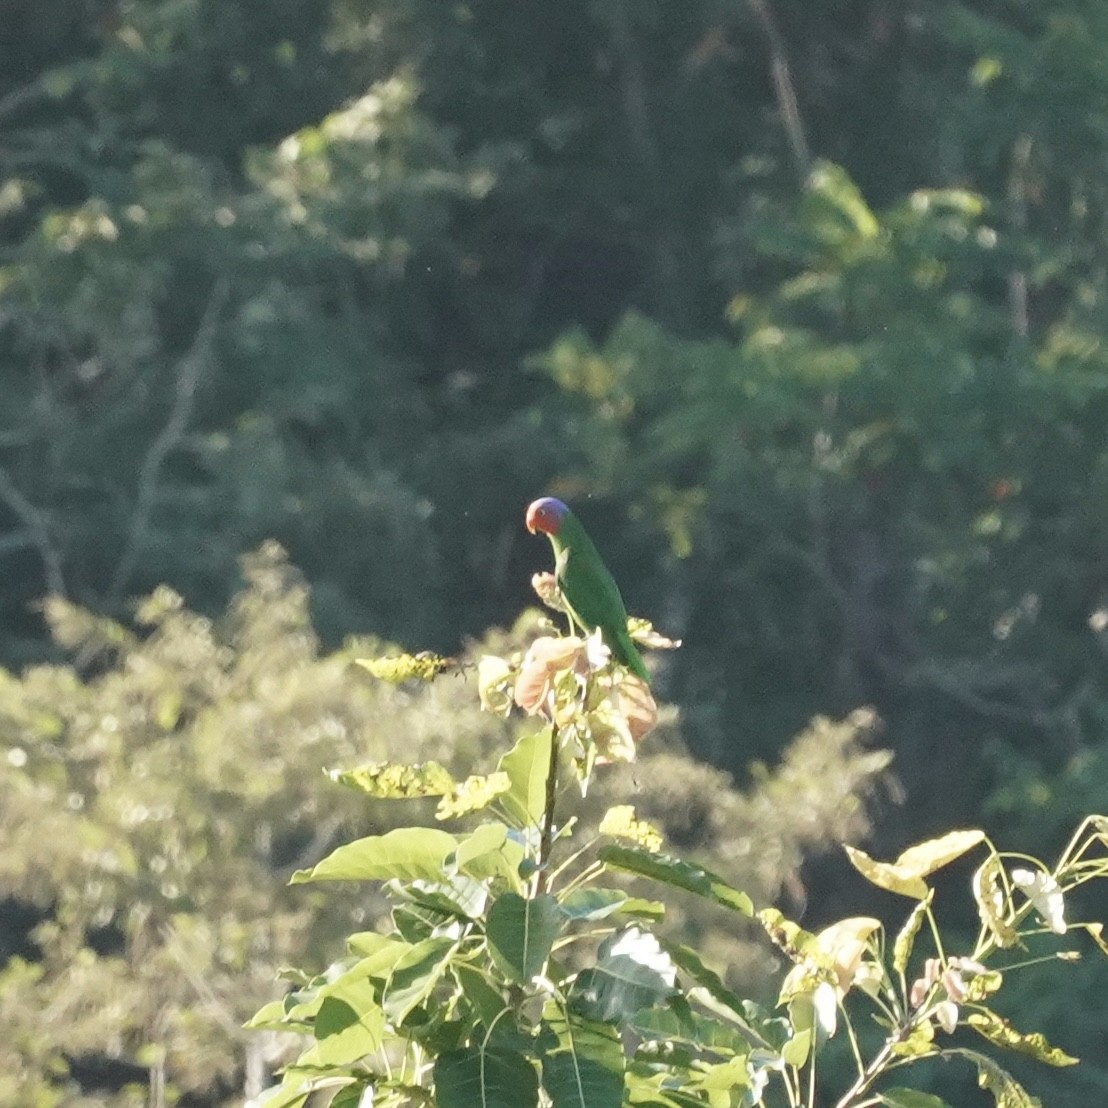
[290,827,458,884]
[559,888,665,922]
[845,830,984,900]
[381,936,458,1025]
[635,1006,748,1055]
[244,999,295,1031]
[966,1011,1078,1066]
[893,893,932,975]
[661,941,756,1032]
[947,1047,1042,1108]
[452,821,525,888]
[498,727,554,829]
[434,1046,539,1108]
[540,1004,625,1108]
[455,964,510,1029]
[571,928,676,1022]
[298,990,385,1067]
[877,1090,953,1108]
[598,844,752,916]
[486,893,562,982]
[330,759,454,798]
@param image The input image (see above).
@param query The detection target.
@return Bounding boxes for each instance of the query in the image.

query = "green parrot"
[525,496,649,682]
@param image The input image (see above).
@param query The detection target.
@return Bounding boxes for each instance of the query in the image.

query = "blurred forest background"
[2,0,1108,1105]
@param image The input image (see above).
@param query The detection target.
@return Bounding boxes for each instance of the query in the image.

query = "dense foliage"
[3,0,1108,1103]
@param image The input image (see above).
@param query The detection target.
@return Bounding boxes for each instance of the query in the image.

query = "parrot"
[525,496,649,682]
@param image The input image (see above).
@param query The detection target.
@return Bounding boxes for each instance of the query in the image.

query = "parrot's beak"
[525,502,541,533]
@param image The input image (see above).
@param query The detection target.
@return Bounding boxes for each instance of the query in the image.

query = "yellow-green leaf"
[846,830,985,900]
[966,1011,1078,1067]
[353,651,452,682]
[599,805,664,851]
[436,772,511,819]
[973,854,1019,949]
[332,760,454,799]
[894,893,932,975]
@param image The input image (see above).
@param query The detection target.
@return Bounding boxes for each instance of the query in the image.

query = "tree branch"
[108,279,229,603]
[747,0,812,185]
[0,466,66,596]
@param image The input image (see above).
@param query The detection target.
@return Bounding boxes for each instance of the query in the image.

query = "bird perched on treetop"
[525,496,649,682]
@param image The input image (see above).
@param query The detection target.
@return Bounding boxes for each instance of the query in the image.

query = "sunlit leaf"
[436,771,512,819]
[381,936,457,1025]
[331,760,454,799]
[353,651,453,682]
[598,844,752,916]
[894,893,933,976]
[497,727,554,829]
[973,854,1019,949]
[290,827,458,884]
[845,831,984,899]
[559,887,664,922]
[599,805,664,851]
[570,927,676,1022]
[966,1011,1078,1067]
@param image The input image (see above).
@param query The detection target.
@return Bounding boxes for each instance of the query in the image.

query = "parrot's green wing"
[554,514,649,682]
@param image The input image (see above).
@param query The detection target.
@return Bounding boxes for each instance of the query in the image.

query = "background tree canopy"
[2,0,1108,1104]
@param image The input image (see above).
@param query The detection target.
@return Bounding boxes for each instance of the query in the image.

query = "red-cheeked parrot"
[525,497,649,682]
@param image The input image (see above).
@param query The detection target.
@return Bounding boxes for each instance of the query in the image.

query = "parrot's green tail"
[610,626,650,683]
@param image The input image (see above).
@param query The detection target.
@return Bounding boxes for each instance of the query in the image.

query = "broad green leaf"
[966,1011,1078,1066]
[947,1047,1042,1108]
[559,888,664,922]
[893,893,932,975]
[486,892,562,982]
[452,821,525,888]
[330,760,454,798]
[498,727,554,829]
[290,827,458,884]
[346,932,413,959]
[381,937,458,1024]
[437,771,512,819]
[434,1046,539,1108]
[299,988,385,1067]
[394,875,487,921]
[454,964,510,1029]
[259,1076,352,1108]
[661,941,756,1031]
[690,1055,750,1092]
[559,888,633,921]
[244,999,309,1032]
[878,1090,952,1108]
[327,1083,370,1108]
[571,928,676,1022]
[598,844,752,916]
[540,1004,625,1108]
[629,1004,745,1052]
[845,830,985,899]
